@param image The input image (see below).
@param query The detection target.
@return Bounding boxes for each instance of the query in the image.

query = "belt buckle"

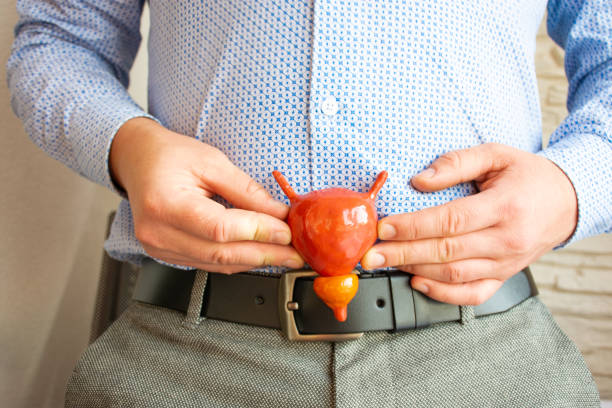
[278,270,364,341]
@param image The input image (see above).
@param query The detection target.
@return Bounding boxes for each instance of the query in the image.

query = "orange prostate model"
[273,171,388,322]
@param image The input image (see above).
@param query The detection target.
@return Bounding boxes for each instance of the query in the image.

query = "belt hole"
[376,298,386,308]
[254,296,265,305]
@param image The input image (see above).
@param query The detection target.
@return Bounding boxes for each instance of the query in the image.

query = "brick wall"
[533,22,612,398]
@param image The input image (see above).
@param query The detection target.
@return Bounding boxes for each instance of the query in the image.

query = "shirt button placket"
[309,0,343,190]
[321,95,340,116]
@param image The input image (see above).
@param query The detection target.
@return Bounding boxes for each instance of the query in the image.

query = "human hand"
[361,143,578,305]
[109,118,304,273]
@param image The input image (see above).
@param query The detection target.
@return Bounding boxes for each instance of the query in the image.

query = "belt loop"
[460,305,475,325]
[387,271,417,331]
[182,270,209,329]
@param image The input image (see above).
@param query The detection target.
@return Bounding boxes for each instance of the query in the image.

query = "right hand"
[109,117,304,273]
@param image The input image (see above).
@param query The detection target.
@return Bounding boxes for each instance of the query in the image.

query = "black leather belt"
[133,259,537,341]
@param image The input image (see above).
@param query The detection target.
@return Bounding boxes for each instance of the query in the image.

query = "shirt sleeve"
[6,0,157,195]
[538,0,612,244]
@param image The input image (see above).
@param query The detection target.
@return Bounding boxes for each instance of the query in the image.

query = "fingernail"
[283,258,303,269]
[272,230,291,244]
[418,168,436,178]
[413,283,429,294]
[365,251,386,268]
[379,223,397,240]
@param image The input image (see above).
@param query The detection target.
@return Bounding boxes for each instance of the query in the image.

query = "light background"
[1,2,610,407]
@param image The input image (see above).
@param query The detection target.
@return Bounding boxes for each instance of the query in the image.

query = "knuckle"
[439,150,462,169]
[212,221,230,243]
[503,233,530,254]
[502,200,529,220]
[443,263,464,283]
[436,238,457,262]
[397,245,411,266]
[208,247,234,265]
[441,207,466,236]
[401,218,419,240]
[245,178,266,197]
[249,214,268,242]
[260,253,275,267]
[252,223,267,242]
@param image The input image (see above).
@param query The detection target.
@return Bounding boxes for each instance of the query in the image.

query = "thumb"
[208,162,289,219]
[411,143,511,192]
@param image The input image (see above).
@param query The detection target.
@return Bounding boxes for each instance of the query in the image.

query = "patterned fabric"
[7,0,612,269]
[64,298,599,407]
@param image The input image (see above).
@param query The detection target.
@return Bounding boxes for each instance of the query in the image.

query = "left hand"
[361,143,578,305]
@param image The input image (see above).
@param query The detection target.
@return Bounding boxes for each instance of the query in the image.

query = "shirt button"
[321,95,339,115]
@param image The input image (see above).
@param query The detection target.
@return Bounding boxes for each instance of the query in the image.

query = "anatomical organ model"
[273,171,388,321]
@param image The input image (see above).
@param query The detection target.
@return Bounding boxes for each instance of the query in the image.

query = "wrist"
[110,117,163,193]
[542,156,579,244]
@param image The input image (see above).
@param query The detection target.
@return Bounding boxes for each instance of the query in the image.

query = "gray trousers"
[65,290,600,407]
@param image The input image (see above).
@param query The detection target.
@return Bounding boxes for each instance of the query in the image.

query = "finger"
[411,276,503,305]
[206,160,288,219]
[397,258,501,283]
[411,143,512,192]
[150,254,255,274]
[362,230,503,269]
[197,241,304,268]
[138,222,304,268]
[141,245,256,274]
[378,189,502,240]
[166,198,293,244]
[145,226,305,269]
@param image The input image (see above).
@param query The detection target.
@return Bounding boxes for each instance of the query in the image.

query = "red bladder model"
[273,171,388,322]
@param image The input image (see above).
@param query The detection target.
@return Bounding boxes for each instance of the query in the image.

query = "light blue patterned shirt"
[7,0,612,269]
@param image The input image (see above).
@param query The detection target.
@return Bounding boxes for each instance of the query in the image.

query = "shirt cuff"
[68,98,159,198]
[537,133,612,247]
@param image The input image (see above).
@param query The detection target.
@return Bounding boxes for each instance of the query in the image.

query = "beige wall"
[0,3,609,407]
[1,2,144,407]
